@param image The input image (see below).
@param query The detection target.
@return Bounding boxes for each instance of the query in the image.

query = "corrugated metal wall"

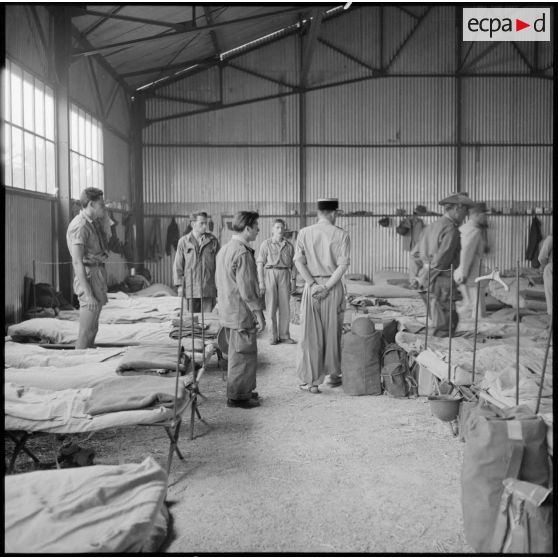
[142,5,552,286]
[5,190,56,325]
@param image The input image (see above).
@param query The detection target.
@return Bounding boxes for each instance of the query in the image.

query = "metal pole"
[172,275,186,426]
[471,259,483,384]
[535,323,552,414]
[32,259,37,318]
[190,268,197,440]
[199,258,206,371]
[424,259,432,351]
[515,260,519,405]
[448,264,454,383]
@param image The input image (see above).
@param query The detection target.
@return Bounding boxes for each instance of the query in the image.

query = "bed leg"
[6,432,36,473]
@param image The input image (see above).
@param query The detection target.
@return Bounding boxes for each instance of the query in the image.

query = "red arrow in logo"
[516,18,530,31]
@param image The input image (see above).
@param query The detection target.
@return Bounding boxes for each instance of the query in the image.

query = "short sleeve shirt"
[66,210,109,264]
[294,219,350,276]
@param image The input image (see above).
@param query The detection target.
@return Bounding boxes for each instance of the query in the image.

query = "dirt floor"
[6,322,474,553]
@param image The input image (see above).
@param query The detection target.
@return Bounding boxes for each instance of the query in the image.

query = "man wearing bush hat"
[412,191,475,336]
[294,197,350,392]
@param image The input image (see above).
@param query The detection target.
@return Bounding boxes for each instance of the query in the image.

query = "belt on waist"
[266,266,289,269]
[312,275,331,278]
[84,262,105,267]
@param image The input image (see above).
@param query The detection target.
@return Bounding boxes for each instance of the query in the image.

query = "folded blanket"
[85,376,186,415]
[116,344,188,374]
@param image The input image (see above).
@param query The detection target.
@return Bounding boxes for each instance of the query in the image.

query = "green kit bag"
[461,401,549,553]
[342,316,382,396]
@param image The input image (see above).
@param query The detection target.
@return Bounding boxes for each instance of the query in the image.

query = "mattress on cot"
[4,340,124,368]
[5,457,169,553]
[4,361,122,390]
[7,318,174,346]
[4,380,184,433]
[345,279,420,299]
[57,293,182,324]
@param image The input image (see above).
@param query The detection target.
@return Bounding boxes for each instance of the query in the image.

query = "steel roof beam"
[461,42,500,73]
[72,7,196,31]
[396,6,420,20]
[511,42,535,73]
[82,6,123,38]
[300,9,323,89]
[137,4,358,93]
[318,37,379,73]
[385,7,432,72]
[226,62,297,90]
[203,5,223,56]
[72,6,315,56]
[150,93,216,107]
[121,55,219,78]
[70,26,132,96]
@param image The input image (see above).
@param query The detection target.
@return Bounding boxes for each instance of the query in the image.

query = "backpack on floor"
[381,343,417,398]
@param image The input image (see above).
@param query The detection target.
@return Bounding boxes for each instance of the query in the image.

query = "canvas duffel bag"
[342,316,382,396]
[461,401,549,552]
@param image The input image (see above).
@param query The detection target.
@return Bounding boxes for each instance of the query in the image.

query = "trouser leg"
[276,269,291,340]
[76,305,102,349]
[227,329,257,400]
[322,282,345,377]
[296,283,324,386]
[430,276,458,337]
[265,271,279,341]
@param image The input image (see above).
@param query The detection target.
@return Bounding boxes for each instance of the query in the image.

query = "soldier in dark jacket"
[412,192,475,337]
[173,211,220,313]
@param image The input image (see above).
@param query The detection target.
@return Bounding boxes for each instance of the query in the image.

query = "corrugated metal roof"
[71,4,334,91]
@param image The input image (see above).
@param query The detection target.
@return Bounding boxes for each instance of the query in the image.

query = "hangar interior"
[3,3,554,554]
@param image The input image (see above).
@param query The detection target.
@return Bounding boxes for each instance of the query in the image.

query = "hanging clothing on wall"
[146,217,163,261]
[123,212,136,263]
[398,216,425,252]
[525,216,543,268]
[165,217,180,256]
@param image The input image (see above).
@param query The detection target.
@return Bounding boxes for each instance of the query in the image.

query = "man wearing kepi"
[216,211,266,409]
[173,210,219,313]
[66,187,109,349]
[294,198,350,393]
[412,192,475,337]
[257,218,297,345]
